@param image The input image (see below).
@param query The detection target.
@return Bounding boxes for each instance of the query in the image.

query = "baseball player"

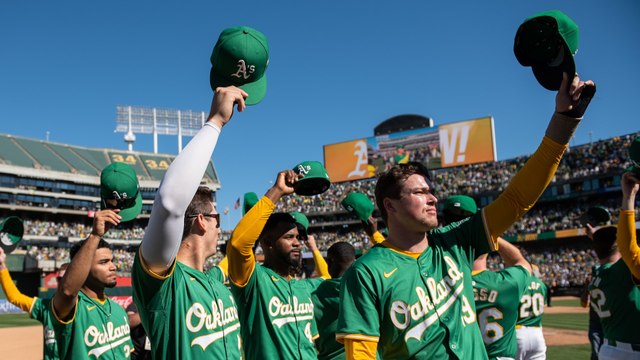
[440,195,532,359]
[51,212,133,359]
[312,242,357,360]
[516,265,548,360]
[587,225,640,360]
[582,224,604,360]
[131,86,246,359]
[337,73,596,359]
[0,249,66,360]
[618,171,640,279]
[228,170,322,359]
[473,238,531,360]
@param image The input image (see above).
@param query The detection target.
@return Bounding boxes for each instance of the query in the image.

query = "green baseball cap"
[289,212,309,240]
[0,216,23,254]
[243,192,259,215]
[580,206,611,226]
[442,195,477,216]
[210,26,269,105]
[514,10,578,91]
[627,136,640,177]
[292,161,331,196]
[341,192,375,224]
[100,162,142,222]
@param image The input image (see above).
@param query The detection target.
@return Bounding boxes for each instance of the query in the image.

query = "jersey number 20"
[519,293,545,318]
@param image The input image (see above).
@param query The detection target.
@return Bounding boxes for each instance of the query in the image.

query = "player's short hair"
[592,226,618,260]
[327,241,355,264]
[182,186,215,240]
[258,213,297,247]
[70,238,111,259]
[327,241,355,278]
[375,162,432,222]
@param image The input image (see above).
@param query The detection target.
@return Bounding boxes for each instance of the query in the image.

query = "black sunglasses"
[186,213,220,228]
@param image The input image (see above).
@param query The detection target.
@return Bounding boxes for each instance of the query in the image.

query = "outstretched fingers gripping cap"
[292,161,331,196]
[210,26,269,105]
[442,195,477,216]
[0,216,24,254]
[100,162,143,222]
[341,192,375,224]
[514,10,578,91]
[243,192,260,215]
[289,212,309,240]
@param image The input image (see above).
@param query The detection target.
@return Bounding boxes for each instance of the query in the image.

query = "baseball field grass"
[549,298,582,307]
[0,313,39,328]
[543,312,589,331]
[547,344,591,359]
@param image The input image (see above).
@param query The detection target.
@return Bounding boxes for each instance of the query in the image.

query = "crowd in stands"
[23,219,145,241]
[9,132,638,290]
[275,132,637,213]
[21,242,597,290]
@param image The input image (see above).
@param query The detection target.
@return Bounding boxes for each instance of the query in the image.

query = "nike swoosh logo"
[384,268,398,278]
[86,305,97,311]
[271,276,279,282]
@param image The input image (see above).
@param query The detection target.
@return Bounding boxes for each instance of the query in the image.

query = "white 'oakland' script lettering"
[388,256,474,341]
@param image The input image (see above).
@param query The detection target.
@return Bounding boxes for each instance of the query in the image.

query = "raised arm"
[140,87,247,274]
[307,234,330,279]
[497,238,531,274]
[53,210,121,321]
[363,216,385,246]
[618,171,640,279]
[484,74,595,248]
[0,248,35,312]
[228,170,297,286]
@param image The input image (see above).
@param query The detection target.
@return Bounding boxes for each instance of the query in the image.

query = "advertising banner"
[324,117,496,182]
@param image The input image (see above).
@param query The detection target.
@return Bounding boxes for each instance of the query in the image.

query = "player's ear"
[383,198,396,216]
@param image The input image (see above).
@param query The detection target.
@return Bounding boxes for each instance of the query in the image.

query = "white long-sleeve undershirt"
[140,122,221,268]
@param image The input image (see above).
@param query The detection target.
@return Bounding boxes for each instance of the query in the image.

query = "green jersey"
[337,215,492,359]
[516,275,547,327]
[208,265,226,284]
[230,264,320,360]
[132,252,242,359]
[588,258,640,344]
[472,265,529,359]
[52,291,133,359]
[311,278,344,360]
[30,297,59,360]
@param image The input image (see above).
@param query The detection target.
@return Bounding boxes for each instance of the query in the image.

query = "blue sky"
[1,1,639,229]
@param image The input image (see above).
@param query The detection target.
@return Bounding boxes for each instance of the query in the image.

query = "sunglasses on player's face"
[186,213,220,228]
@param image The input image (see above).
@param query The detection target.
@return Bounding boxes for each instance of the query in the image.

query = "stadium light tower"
[115,105,207,154]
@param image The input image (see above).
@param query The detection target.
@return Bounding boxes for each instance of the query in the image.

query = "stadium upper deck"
[0,133,220,219]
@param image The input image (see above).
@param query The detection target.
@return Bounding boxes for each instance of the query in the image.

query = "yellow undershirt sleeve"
[372,231,385,245]
[217,256,228,276]
[483,136,567,250]
[345,339,378,360]
[312,250,330,279]
[0,269,35,313]
[617,210,640,280]
[228,196,276,287]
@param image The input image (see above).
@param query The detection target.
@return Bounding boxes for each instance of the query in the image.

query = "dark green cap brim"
[116,192,143,222]
[0,216,24,253]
